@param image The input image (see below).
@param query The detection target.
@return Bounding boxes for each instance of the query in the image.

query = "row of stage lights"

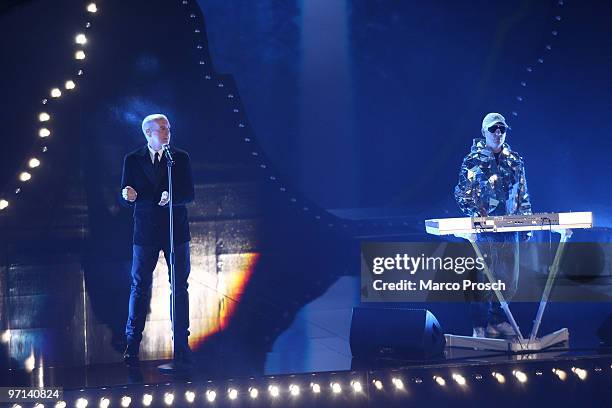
[9,365,601,408]
[0,3,99,212]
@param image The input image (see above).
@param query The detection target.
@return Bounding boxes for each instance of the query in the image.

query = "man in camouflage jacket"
[454,112,532,338]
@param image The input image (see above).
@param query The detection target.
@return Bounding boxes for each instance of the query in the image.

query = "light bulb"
[75,34,87,45]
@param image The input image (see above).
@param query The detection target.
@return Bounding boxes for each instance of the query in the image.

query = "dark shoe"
[123,344,140,367]
[174,346,193,366]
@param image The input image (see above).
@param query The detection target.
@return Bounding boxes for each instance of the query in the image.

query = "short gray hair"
[141,113,169,136]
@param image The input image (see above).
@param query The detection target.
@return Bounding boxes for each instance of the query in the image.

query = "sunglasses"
[487,124,508,134]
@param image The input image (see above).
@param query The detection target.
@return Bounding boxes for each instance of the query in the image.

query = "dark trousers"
[125,242,191,351]
[470,232,519,327]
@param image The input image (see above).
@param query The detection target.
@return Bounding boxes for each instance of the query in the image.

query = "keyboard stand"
[445,229,571,352]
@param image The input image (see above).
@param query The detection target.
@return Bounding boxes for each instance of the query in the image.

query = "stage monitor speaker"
[350,307,445,359]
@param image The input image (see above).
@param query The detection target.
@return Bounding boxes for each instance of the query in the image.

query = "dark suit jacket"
[121,145,195,246]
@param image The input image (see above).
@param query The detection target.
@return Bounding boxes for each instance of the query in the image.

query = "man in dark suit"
[121,113,195,366]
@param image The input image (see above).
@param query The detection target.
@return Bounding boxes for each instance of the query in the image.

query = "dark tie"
[154,152,162,174]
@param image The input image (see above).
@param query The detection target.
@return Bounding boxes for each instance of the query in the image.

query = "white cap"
[482,112,509,130]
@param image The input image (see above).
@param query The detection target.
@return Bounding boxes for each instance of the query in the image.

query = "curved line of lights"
[19,364,604,408]
[0,2,99,212]
[511,0,565,120]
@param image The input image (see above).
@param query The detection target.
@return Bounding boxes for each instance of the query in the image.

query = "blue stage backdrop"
[0,0,610,373]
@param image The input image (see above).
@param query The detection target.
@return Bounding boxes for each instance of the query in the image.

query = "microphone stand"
[158,147,184,373]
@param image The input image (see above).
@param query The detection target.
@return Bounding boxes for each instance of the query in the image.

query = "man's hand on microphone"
[122,186,137,202]
[158,191,169,206]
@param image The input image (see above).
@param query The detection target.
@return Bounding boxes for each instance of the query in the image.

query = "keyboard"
[425,212,593,235]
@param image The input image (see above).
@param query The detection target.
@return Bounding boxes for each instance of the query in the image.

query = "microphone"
[162,144,174,163]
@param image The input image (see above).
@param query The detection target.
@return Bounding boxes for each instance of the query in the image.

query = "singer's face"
[482,123,506,153]
[146,118,171,150]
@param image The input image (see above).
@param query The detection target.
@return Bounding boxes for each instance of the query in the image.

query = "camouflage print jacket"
[454,138,532,217]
